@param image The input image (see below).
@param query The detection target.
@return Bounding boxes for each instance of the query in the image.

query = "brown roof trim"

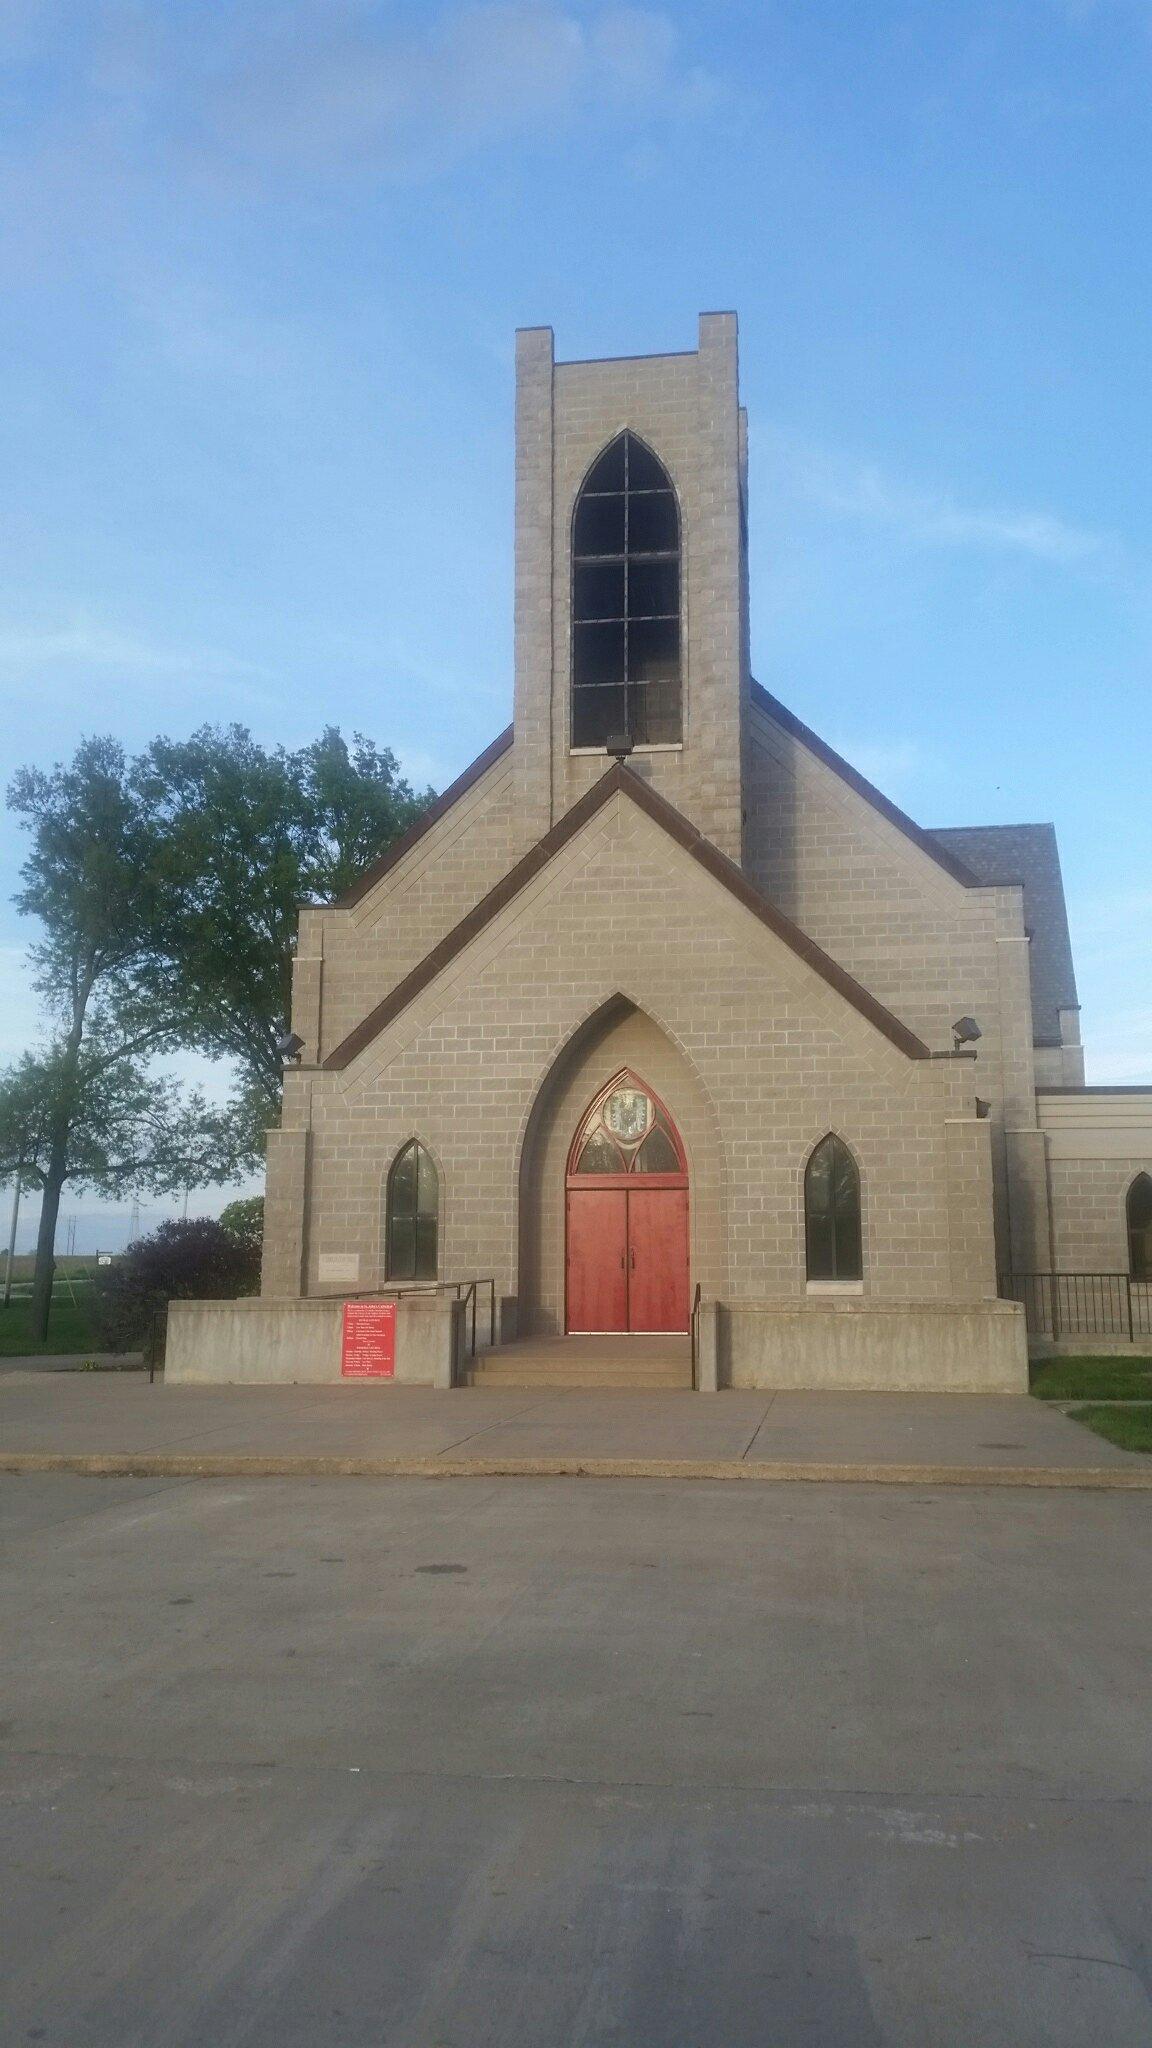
[750,680,981,888]
[334,726,514,909]
[324,764,931,1071]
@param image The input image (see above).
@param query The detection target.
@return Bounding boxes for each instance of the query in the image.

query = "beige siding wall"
[1040,1091,1152,1271]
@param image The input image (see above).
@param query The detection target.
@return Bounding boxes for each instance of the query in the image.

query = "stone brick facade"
[256,312,1151,1379]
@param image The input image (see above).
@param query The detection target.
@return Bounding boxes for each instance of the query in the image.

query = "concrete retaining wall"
[716,1298,1028,1393]
[166,1295,464,1387]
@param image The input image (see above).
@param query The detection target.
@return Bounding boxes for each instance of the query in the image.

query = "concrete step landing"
[463,1333,692,1390]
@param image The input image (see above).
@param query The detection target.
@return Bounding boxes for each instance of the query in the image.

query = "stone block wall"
[514,315,747,862]
[278,790,995,1318]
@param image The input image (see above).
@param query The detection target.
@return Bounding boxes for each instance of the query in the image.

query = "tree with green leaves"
[7,737,184,1337]
[6,724,433,1337]
[0,1038,247,1338]
[133,724,432,1124]
[0,1056,47,1306]
[219,1194,264,1249]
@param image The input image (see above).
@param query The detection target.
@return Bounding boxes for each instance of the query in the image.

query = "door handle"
[630,1247,636,1271]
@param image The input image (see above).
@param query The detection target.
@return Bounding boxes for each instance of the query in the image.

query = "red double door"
[566,1185,690,1334]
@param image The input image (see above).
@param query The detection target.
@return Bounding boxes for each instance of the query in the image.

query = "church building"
[253,313,1152,1393]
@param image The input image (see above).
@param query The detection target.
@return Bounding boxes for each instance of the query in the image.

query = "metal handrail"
[689,1281,702,1388]
[999,1270,1149,1343]
[345,1276,497,1356]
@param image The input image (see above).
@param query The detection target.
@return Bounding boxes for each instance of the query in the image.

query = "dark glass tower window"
[571,431,681,748]
[805,1134,863,1282]
[1128,1173,1152,1282]
[385,1140,438,1282]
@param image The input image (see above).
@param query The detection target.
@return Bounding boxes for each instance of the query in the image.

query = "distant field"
[1,1255,111,1280]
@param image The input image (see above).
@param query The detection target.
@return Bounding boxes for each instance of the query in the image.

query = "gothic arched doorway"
[565,1071,690,1333]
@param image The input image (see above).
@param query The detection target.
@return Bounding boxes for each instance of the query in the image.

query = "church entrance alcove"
[565,1072,690,1333]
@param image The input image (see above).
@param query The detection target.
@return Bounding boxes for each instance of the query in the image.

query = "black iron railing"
[999,1272,1152,1343]
[689,1282,702,1386]
[351,1277,497,1357]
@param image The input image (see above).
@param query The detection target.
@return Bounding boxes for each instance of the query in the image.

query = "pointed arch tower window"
[1128,1173,1152,1282]
[805,1134,862,1282]
[571,431,681,749]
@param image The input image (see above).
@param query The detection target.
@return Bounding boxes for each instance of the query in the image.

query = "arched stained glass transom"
[1128,1173,1152,1282]
[385,1139,439,1282]
[568,1074,686,1180]
[571,431,681,750]
[805,1134,863,1282]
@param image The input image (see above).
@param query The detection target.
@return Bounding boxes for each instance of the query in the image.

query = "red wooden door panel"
[566,1188,628,1332]
[627,1188,690,1333]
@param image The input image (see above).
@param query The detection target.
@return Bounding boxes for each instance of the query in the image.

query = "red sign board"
[341,1300,396,1379]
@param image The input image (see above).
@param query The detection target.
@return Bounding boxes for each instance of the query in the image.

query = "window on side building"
[1127,1173,1152,1282]
[571,430,681,750]
[385,1140,439,1282]
[805,1134,863,1282]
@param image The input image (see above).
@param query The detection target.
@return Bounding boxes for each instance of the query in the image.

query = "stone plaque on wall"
[318,1252,360,1284]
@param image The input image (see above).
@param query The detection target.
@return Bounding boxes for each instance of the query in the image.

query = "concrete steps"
[463,1335,693,1391]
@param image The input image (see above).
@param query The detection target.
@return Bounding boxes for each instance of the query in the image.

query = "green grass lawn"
[1067,1403,1152,1455]
[1029,1356,1152,1401]
[0,1294,105,1357]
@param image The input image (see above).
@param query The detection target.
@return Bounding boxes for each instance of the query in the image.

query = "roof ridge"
[930,821,1057,836]
[750,679,982,888]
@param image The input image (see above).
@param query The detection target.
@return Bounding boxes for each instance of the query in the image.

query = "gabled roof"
[929,823,1078,1044]
[335,726,514,909]
[323,763,931,1070]
[750,680,981,888]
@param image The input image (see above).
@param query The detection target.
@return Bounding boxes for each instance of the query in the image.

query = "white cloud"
[0,620,267,680]
[208,2,718,182]
[796,449,1111,568]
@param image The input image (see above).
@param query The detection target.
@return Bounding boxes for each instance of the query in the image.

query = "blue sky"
[1,0,1149,1242]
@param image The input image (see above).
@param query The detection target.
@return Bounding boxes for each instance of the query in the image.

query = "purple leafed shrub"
[95,1218,260,1353]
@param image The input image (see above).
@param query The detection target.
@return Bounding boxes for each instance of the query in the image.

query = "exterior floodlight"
[606,733,634,760]
[952,1016,982,1051]
[277,1030,305,1063]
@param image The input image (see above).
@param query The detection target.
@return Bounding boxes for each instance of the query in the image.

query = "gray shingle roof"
[928,823,1078,1045]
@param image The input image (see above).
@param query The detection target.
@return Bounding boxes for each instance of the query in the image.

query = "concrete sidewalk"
[1,1371,1149,1486]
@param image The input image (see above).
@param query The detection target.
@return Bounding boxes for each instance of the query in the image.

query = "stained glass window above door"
[570,1075,686,1177]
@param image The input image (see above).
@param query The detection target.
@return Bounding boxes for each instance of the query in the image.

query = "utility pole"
[3,1176,21,1309]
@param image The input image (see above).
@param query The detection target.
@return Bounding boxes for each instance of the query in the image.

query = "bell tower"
[512,312,750,865]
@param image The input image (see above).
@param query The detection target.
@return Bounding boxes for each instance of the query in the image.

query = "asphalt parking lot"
[2,1472,1151,2045]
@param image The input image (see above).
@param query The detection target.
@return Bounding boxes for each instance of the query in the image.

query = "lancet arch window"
[385,1139,439,1282]
[1128,1173,1152,1282]
[571,431,681,750]
[805,1134,863,1282]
